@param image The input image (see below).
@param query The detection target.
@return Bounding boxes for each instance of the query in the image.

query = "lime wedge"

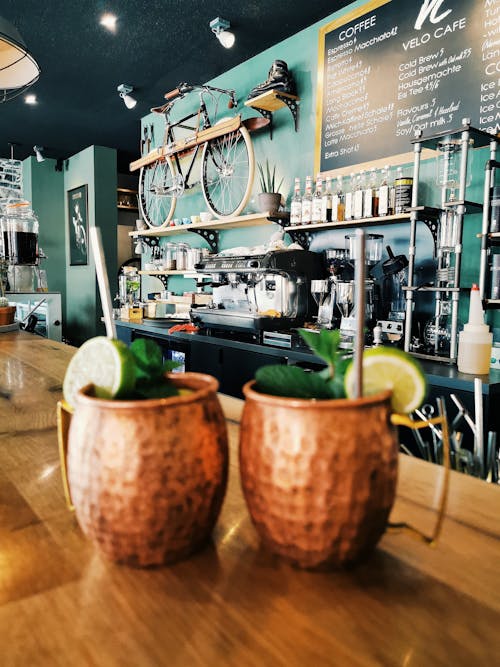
[63,337,136,408]
[344,347,427,414]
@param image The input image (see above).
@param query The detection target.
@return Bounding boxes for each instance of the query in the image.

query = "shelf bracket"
[154,274,170,288]
[285,229,311,249]
[188,228,219,253]
[250,95,299,140]
[141,236,160,249]
[252,107,274,139]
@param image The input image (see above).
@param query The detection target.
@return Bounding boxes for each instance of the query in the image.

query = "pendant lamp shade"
[0,16,40,102]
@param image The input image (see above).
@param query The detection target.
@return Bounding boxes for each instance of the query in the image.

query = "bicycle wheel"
[201,126,254,218]
[138,157,178,228]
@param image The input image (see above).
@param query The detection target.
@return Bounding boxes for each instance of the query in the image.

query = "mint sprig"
[123,338,181,399]
[254,329,349,400]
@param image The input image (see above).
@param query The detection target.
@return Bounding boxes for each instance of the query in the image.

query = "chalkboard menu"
[315,0,499,176]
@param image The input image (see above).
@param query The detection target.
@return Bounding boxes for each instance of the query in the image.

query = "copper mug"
[239,382,449,570]
[57,373,229,567]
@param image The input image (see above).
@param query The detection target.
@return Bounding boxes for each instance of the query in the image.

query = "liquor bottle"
[336,176,345,222]
[394,166,413,214]
[353,170,365,220]
[321,177,333,223]
[290,177,302,225]
[364,168,379,218]
[344,172,355,221]
[312,175,323,223]
[388,167,396,215]
[378,165,390,217]
[301,175,313,224]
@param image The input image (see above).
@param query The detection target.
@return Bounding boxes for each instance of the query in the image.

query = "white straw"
[353,229,365,398]
[89,226,117,339]
[474,378,484,477]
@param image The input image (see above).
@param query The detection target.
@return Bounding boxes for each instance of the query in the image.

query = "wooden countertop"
[1,331,499,665]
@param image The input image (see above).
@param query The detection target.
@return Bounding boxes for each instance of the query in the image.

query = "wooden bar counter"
[1,331,499,665]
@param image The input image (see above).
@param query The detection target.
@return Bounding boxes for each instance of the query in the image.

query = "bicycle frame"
[162,93,212,191]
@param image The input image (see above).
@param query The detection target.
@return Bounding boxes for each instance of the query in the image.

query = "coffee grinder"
[338,234,383,347]
[374,245,408,344]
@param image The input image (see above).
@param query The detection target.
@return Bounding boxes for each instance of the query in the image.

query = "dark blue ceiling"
[0,1,351,172]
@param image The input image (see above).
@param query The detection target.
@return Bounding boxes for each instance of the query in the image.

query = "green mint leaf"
[255,365,333,399]
[299,329,342,369]
[134,378,180,399]
[130,338,164,380]
[162,360,182,373]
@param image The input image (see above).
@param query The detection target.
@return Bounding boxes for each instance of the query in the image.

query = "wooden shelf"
[245,90,299,113]
[285,213,411,233]
[245,90,300,138]
[129,211,279,238]
[118,205,138,211]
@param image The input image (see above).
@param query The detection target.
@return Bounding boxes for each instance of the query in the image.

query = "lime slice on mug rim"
[344,347,427,414]
[62,336,136,408]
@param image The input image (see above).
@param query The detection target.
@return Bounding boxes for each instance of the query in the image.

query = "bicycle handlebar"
[163,82,236,105]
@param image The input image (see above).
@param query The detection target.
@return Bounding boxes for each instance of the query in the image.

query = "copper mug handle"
[389,397,451,546]
[56,400,75,511]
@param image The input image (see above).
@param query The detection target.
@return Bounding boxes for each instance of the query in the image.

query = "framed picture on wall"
[68,184,88,266]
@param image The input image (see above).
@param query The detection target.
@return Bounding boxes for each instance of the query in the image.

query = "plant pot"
[239,382,398,569]
[66,373,229,567]
[257,192,281,214]
[0,306,16,326]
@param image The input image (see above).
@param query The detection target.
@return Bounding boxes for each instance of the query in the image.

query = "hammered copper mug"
[239,383,399,569]
[58,373,228,567]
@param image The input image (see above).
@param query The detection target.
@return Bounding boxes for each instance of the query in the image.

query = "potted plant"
[58,337,229,567]
[239,329,428,570]
[257,159,284,213]
[0,259,16,326]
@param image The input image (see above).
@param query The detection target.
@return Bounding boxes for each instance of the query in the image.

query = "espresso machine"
[192,249,324,333]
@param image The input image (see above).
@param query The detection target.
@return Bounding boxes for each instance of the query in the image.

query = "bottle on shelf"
[320,176,333,223]
[344,172,355,221]
[364,168,379,218]
[332,176,344,222]
[353,170,365,220]
[378,165,390,217]
[290,177,302,226]
[394,166,413,214]
[301,175,313,224]
[312,175,324,224]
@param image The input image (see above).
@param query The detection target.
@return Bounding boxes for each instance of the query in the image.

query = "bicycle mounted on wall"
[130,83,262,229]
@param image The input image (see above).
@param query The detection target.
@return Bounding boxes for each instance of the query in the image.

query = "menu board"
[315,0,500,175]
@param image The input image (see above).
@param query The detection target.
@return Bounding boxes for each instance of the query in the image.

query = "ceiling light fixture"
[117,84,137,110]
[0,16,40,103]
[33,145,45,162]
[25,93,37,104]
[210,17,235,49]
[99,13,118,32]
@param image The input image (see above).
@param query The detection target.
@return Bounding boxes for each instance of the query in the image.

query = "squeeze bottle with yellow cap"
[457,284,492,374]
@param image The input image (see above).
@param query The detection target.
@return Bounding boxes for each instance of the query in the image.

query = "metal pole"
[353,229,365,398]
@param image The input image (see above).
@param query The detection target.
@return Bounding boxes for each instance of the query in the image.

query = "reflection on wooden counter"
[0,330,499,665]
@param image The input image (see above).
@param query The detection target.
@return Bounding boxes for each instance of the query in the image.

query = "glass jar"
[1,200,39,265]
[176,243,189,271]
[164,242,177,270]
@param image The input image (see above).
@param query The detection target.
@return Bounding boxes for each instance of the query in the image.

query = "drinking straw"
[474,378,484,478]
[353,228,365,398]
[89,227,117,339]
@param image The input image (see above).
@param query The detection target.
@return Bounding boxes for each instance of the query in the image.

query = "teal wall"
[139,0,499,338]
[64,146,117,345]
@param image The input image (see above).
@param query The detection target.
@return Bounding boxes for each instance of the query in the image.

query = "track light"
[33,145,45,162]
[117,83,137,109]
[210,17,235,49]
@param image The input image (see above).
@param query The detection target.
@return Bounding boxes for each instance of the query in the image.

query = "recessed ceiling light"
[100,13,117,32]
[25,94,37,104]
